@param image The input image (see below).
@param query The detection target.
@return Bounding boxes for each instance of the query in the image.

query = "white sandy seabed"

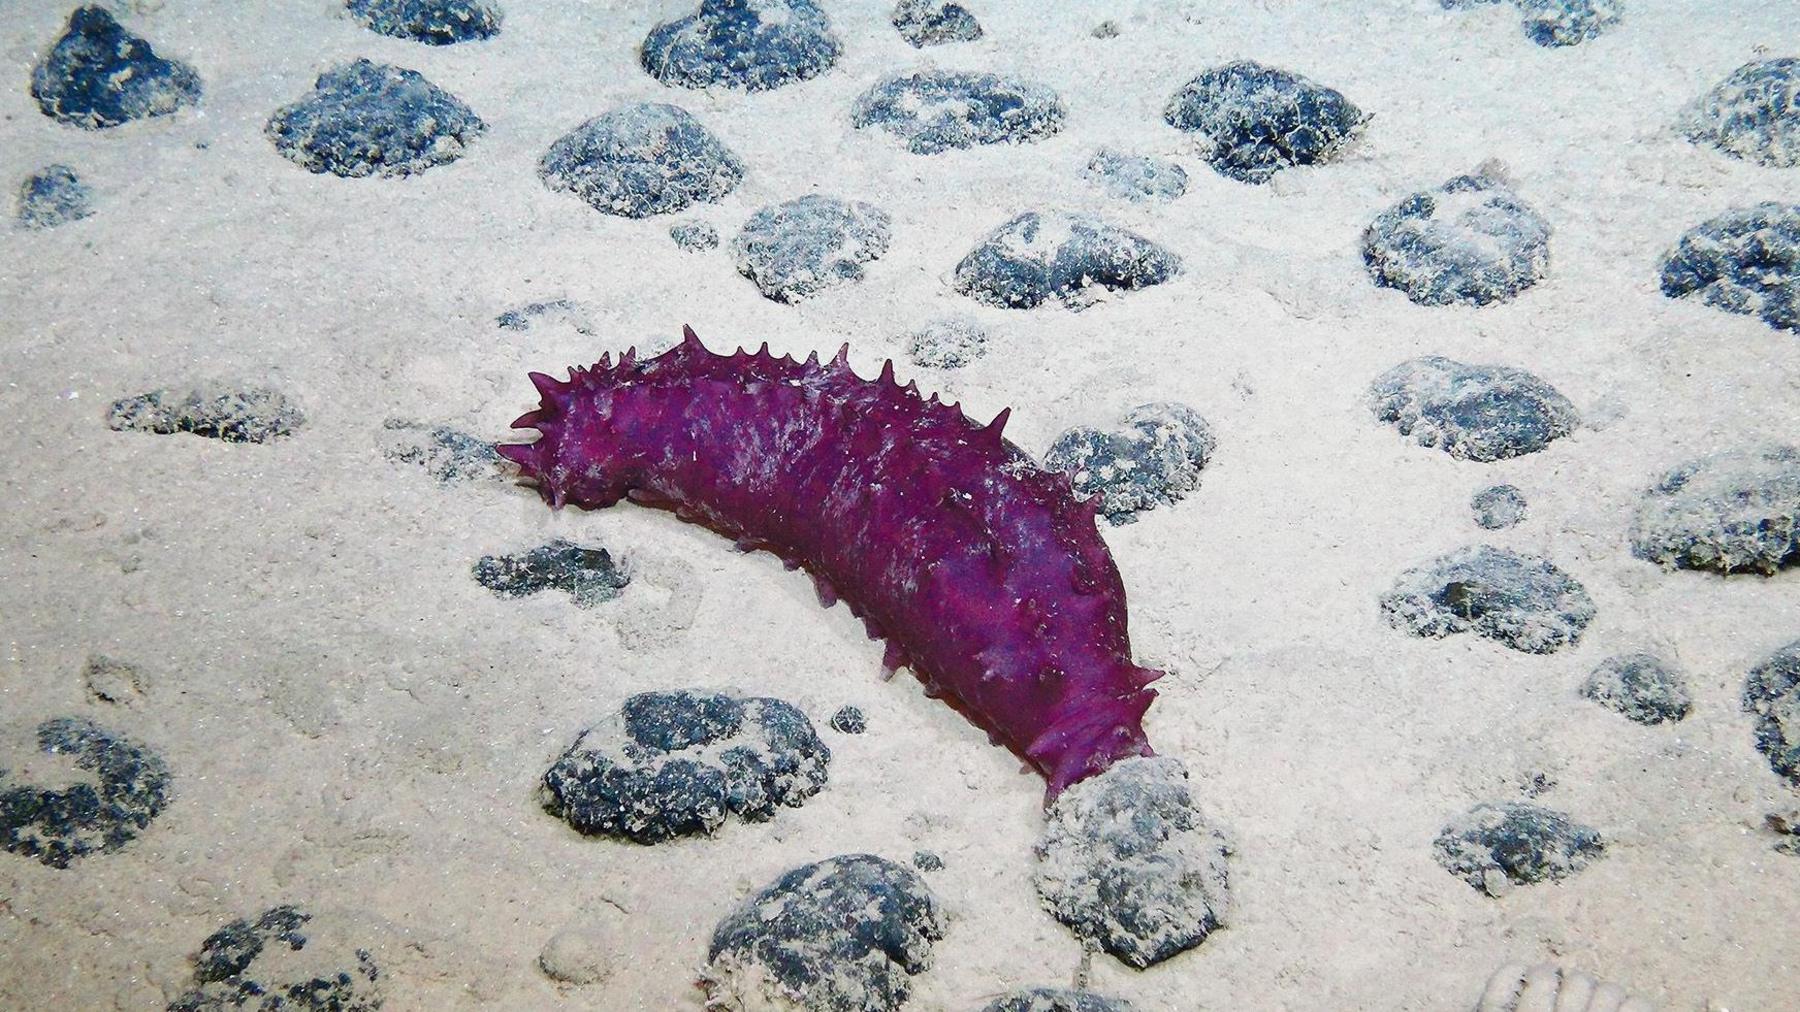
[1,0,1797,1009]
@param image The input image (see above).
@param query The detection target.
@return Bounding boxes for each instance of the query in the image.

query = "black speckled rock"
[892,0,982,46]
[731,195,892,303]
[1629,444,1800,574]
[379,419,502,483]
[829,706,866,734]
[641,0,840,92]
[540,103,743,219]
[1583,653,1691,725]
[979,988,1140,1012]
[1370,357,1577,462]
[907,316,988,369]
[954,212,1179,309]
[1745,641,1800,787]
[1035,757,1230,969]
[852,71,1065,155]
[1434,802,1603,896]
[1363,172,1551,307]
[1658,203,1799,333]
[106,385,304,444]
[1045,402,1214,525]
[671,220,720,251]
[474,539,630,607]
[1163,61,1365,184]
[166,905,383,1012]
[1683,59,1800,168]
[1083,149,1188,203]
[16,164,94,229]
[704,854,942,1011]
[346,0,502,45]
[31,6,201,129]
[542,689,829,844]
[1472,484,1528,530]
[1517,0,1621,46]
[0,716,170,869]
[1381,545,1595,654]
[266,59,484,178]
[495,298,595,335]
[911,850,942,871]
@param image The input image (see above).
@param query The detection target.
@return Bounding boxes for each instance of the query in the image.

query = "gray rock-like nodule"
[379,419,504,483]
[1363,172,1551,307]
[703,853,943,1012]
[31,6,201,129]
[346,0,503,45]
[852,71,1065,155]
[1380,544,1595,654]
[1745,640,1800,787]
[1035,756,1231,969]
[641,0,841,92]
[1370,356,1578,462]
[1658,203,1799,334]
[907,316,989,369]
[1434,802,1604,895]
[828,705,867,735]
[539,103,744,219]
[732,195,892,303]
[165,906,383,1012]
[670,220,720,251]
[16,164,94,229]
[892,0,983,47]
[1682,59,1800,168]
[1472,484,1529,530]
[1083,149,1189,203]
[1629,444,1800,574]
[954,212,1180,309]
[1,716,171,869]
[1045,402,1215,525]
[1517,0,1622,47]
[474,540,630,607]
[106,385,304,444]
[495,298,595,335]
[1163,60,1365,184]
[1582,653,1692,725]
[266,59,485,178]
[542,689,829,844]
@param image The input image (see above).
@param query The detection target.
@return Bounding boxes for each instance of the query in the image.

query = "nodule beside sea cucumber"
[498,327,1161,798]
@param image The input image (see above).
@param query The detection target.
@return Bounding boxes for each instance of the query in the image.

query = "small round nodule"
[1471,484,1528,529]
[829,705,867,734]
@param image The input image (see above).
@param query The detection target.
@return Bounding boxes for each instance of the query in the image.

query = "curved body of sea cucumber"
[498,327,1161,798]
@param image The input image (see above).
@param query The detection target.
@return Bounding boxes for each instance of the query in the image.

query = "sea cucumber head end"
[1034,688,1159,800]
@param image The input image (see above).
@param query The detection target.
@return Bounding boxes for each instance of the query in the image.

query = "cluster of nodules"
[26,12,1797,343]
[1363,360,1800,835]
[1418,632,1800,894]
[0,686,1227,1008]
[692,757,1230,1011]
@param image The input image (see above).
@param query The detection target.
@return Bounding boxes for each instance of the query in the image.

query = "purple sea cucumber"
[498,327,1161,798]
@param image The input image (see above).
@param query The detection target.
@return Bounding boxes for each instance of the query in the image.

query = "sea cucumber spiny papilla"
[498,327,1162,798]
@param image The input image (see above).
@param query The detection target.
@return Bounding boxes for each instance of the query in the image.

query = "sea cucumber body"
[499,328,1160,797]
